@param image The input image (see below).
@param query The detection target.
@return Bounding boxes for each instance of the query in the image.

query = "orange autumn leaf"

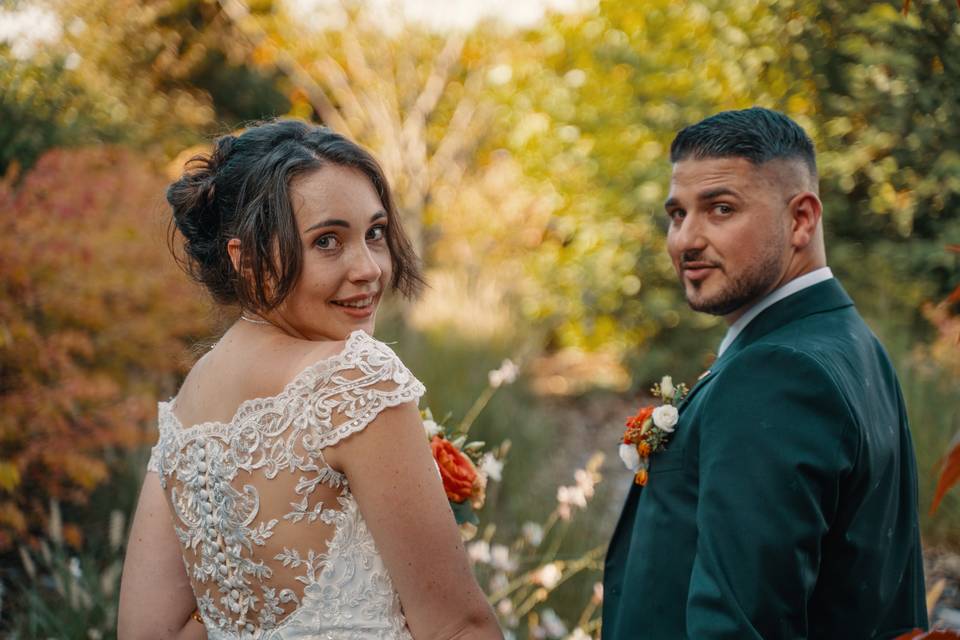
[930,435,960,515]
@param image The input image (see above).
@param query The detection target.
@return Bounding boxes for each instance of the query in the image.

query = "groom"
[602,108,928,638]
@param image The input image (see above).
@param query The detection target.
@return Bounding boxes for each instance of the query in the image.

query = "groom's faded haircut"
[669,107,818,181]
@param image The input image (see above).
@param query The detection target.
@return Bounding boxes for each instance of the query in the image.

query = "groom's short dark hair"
[670,107,817,179]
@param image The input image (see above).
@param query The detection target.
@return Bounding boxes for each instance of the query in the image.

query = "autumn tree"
[0,148,209,548]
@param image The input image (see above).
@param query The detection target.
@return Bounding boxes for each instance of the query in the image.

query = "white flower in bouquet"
[422,419,442,438]
[619,443,641,471]
[479,452,503,481]
[567,629,591,640]
[660,375,675,400]
[652,404,679,432]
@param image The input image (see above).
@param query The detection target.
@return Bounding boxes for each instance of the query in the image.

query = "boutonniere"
[619,376,688,486]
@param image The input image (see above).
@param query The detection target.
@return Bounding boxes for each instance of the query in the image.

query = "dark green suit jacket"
[602,278,927,639]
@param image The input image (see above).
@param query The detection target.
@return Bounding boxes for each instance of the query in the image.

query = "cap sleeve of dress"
[146,403,174,475]
[299,330,426,449]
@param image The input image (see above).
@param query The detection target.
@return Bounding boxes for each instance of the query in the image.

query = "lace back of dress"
[149,331,426,637]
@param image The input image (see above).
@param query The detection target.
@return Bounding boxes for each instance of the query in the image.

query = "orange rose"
[431,436,477,503]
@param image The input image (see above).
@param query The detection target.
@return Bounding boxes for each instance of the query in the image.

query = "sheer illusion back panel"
[147,331,425,637]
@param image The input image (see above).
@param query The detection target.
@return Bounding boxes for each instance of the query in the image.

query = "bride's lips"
[331,292,380,319]
[681,262,719,283]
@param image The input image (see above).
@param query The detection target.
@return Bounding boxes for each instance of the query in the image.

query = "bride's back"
[151,328,423,636]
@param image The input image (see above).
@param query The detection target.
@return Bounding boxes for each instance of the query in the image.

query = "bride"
[118,119,501,639]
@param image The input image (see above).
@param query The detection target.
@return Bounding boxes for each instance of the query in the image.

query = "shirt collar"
[717,267,834,357]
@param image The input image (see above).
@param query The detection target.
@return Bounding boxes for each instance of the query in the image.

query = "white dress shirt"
[717,267,834,358]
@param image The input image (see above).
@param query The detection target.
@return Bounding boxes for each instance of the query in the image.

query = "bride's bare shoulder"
[172,329,352,426]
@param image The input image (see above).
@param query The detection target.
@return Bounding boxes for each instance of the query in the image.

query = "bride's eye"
[315,233,341,250]
[367,225,386,242]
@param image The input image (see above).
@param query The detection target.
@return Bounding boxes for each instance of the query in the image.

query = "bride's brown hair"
[167,119,424,311]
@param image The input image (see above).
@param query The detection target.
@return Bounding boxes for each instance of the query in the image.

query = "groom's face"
[664,156,793,322]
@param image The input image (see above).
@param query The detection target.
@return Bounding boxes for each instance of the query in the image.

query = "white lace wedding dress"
[147,330,425,639]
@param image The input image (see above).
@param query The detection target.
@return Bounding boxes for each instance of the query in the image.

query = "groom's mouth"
[681,261,719,283]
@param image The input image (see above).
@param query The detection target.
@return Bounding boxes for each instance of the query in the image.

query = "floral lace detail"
[148,331,423,639]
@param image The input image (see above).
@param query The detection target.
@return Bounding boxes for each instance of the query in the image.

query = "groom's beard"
[680,245,784,317]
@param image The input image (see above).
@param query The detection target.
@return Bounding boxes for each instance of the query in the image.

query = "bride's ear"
[227,238,242,272]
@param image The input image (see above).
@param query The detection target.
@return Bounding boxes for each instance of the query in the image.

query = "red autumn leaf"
[946,283,960,306]
[897,632,960,640]
[930,433,960,514]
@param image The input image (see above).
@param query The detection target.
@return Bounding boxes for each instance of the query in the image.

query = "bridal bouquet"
[424,360,515,539]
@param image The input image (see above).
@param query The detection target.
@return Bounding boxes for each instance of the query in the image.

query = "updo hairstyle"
[167,119,423,311]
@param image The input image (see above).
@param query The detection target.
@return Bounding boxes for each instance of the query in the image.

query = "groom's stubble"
[681,233,785,317]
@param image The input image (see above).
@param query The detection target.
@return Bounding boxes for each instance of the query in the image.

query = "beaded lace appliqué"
[148,331,424,639]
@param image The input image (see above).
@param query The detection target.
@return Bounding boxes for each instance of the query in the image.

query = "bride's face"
[274,164,393,341]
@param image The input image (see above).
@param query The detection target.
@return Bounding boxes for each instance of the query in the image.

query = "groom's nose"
[668,212,708,255]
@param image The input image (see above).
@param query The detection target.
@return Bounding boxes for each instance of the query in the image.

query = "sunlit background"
[1,0,959,636]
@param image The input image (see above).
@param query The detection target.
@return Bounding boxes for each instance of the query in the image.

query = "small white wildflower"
[532,562,562,589]
[574,469,596,498]
[619,443,640,471]
[541,608,568,638]
[490,544,516,572]
[69,556,82,579]
[557,485,586,509]
[652,404,679,432]
[479,452,503,482]
[522,521,544,546]
[489,571,509,593]
[467,540,491,564]
[659,375,675,400]
[566,629,591,640]
[496,598,514,615]
[422,419,442,438]
[488,359,519,388]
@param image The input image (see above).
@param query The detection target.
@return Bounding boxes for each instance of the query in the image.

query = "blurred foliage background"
[1,0,958,636]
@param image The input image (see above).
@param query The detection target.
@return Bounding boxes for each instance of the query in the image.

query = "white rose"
[652,405,679,432]
[660,375,675,400]
[618,443,640,471]
[422,419,442,438]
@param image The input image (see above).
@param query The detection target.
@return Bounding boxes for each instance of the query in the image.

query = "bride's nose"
[346,243,383,283]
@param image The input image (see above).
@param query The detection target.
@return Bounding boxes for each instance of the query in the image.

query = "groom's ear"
[788,191,822,250]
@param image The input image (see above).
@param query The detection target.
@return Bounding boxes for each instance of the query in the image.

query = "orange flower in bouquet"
[431,436,478,503]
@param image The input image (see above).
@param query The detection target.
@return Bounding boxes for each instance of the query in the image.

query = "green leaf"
[449,499,479,526]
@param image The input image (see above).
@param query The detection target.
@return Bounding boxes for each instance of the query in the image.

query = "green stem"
[457,385,497,436]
